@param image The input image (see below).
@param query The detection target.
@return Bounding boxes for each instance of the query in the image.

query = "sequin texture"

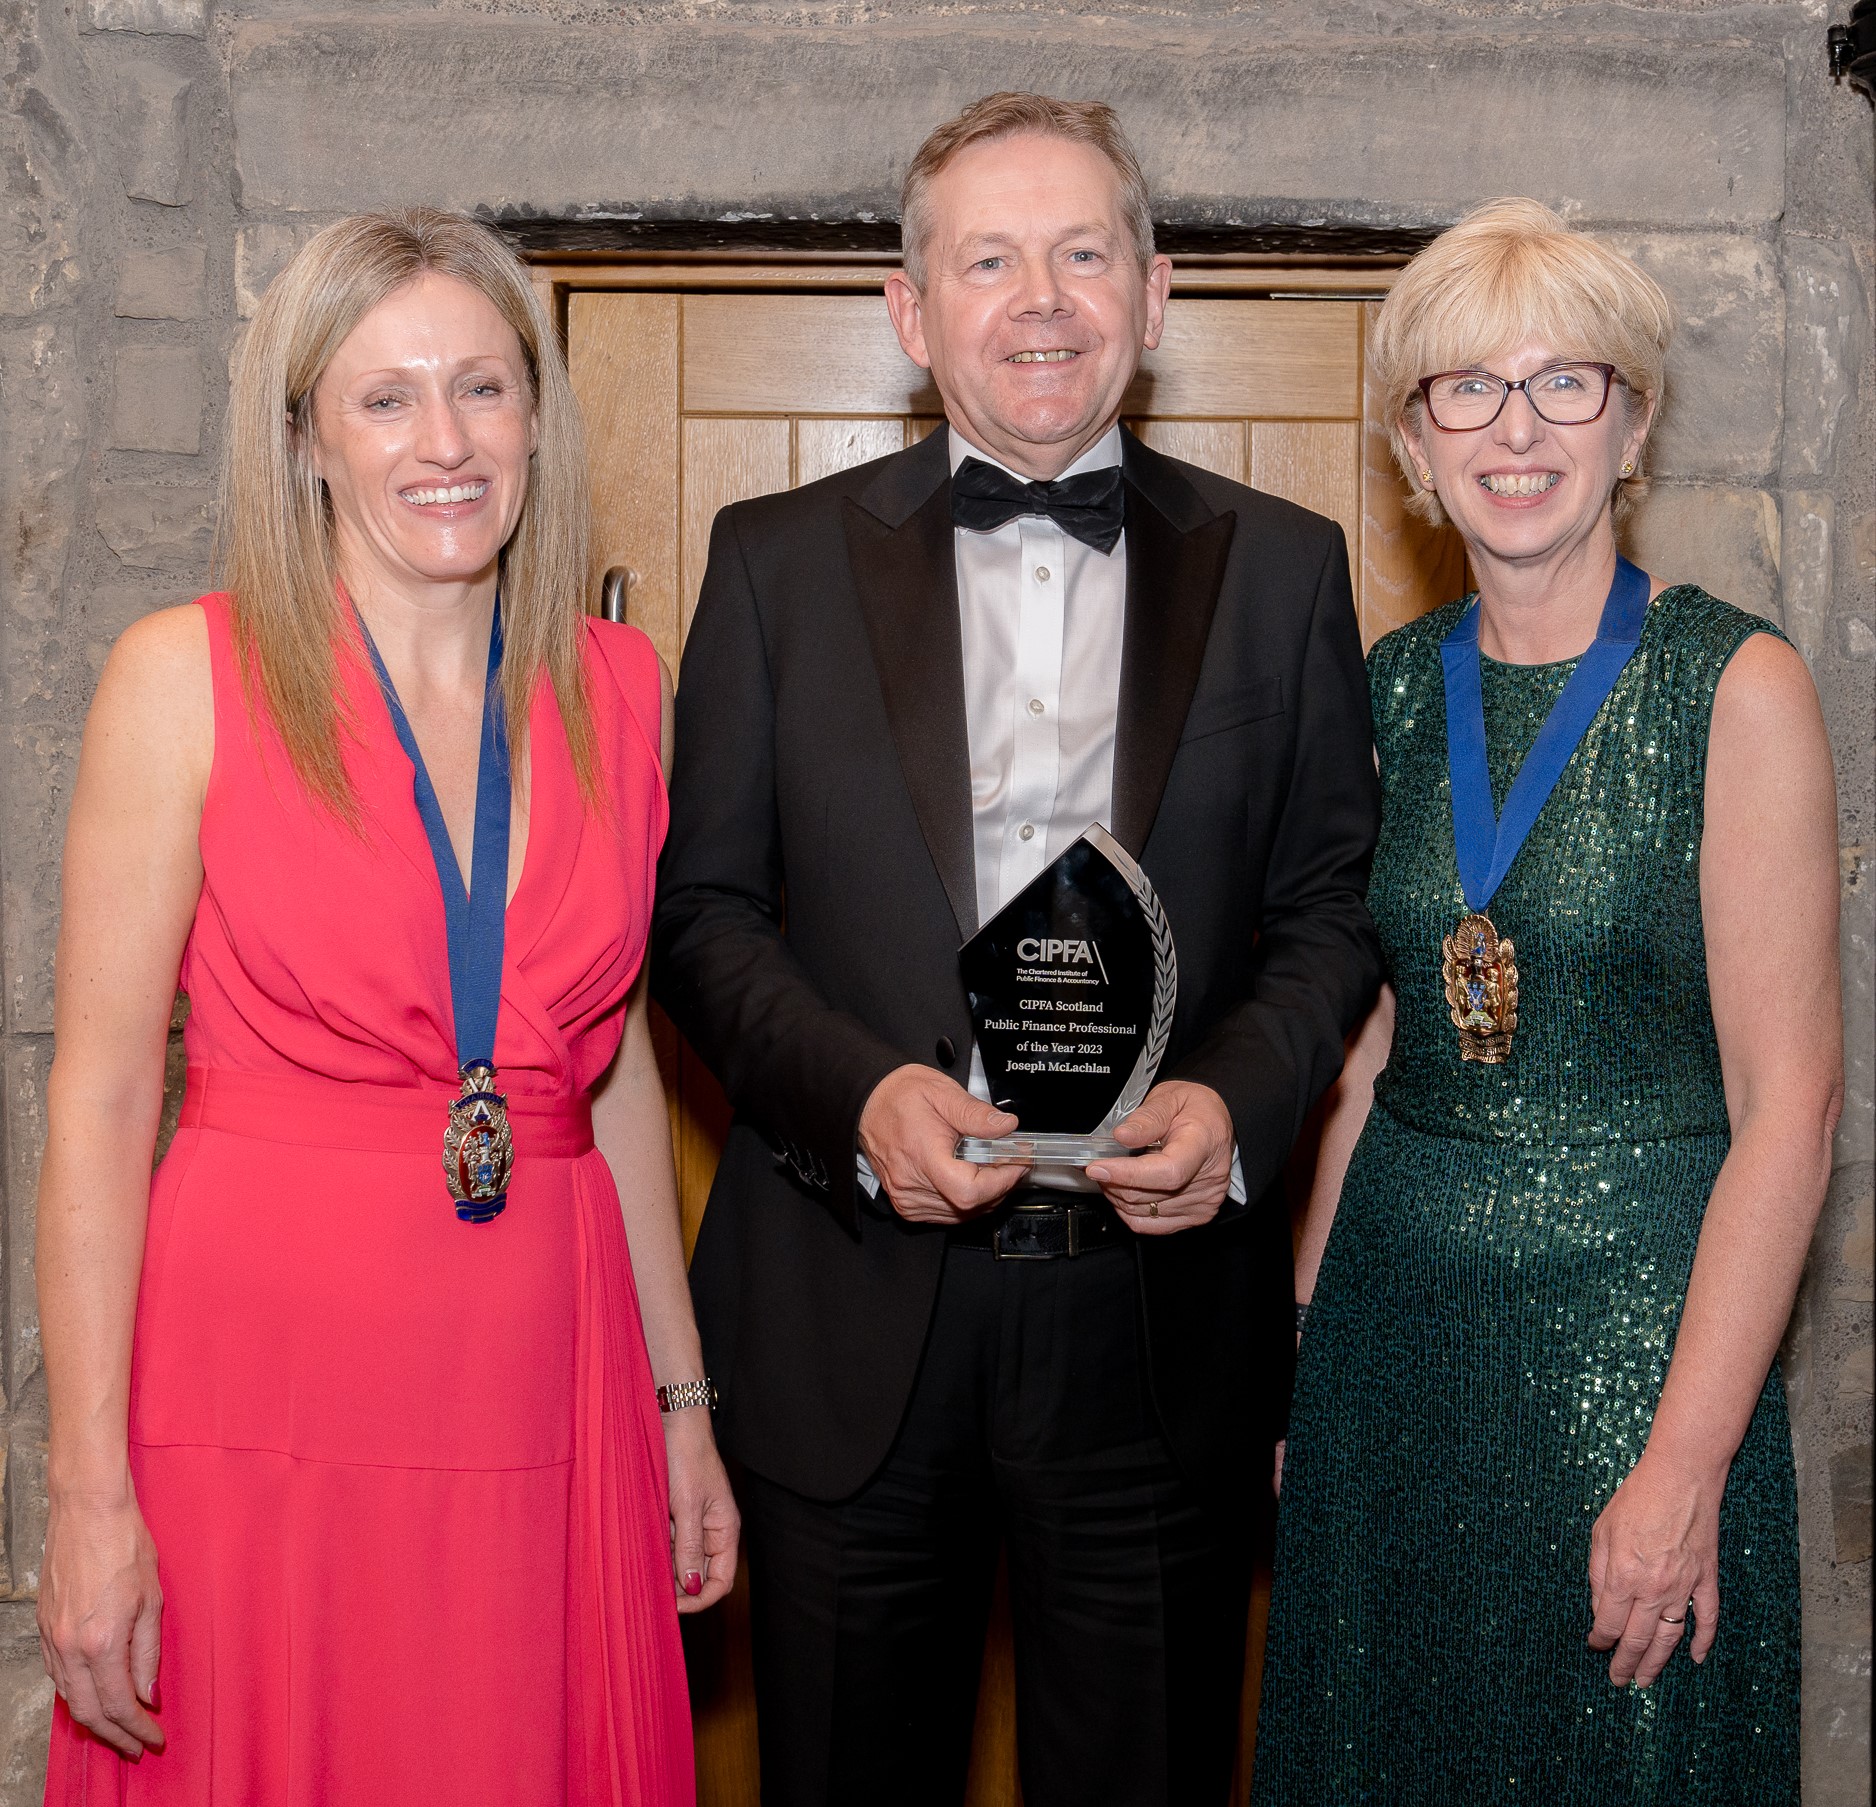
[1252,587,1800,1804]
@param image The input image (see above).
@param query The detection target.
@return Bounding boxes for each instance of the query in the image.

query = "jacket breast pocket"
[1178,677,1284,745]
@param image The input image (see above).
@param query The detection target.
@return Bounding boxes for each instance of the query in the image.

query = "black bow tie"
[950,456,1126,555]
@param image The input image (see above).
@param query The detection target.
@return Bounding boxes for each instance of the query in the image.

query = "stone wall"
[0,0,1870,1798]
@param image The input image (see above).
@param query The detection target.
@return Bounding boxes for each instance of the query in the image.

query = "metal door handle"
[600,566,637,623]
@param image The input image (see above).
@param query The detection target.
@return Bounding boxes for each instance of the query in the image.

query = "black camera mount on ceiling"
[1827,2,1876,100]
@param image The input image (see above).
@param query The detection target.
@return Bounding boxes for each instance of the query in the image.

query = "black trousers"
[741,1237,1252,1807]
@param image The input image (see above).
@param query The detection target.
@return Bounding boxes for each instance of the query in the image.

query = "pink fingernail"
[683,1571,703,1596]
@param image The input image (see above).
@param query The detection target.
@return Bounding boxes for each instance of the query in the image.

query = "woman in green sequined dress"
[1253,201,1842,1804]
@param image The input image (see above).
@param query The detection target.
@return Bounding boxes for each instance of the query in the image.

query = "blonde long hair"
[217,208,597,818]
[1369,198,1673,527]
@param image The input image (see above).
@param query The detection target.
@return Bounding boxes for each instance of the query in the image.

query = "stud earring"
[1620,460,1635,477]
[1421,469,1435,486]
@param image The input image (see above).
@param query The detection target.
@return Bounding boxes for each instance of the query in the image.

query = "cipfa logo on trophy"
[955,825,1177,1171]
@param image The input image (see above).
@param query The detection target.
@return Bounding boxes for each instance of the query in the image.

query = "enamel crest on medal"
[444,1061,514,1223]
[1441,913,1519,1064]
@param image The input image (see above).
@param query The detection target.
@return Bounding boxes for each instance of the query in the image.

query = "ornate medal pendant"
[1438,558,1649,1073]
[358,595,514,1225]
[443,1061,513,1223]
[1441,912,1520,1064]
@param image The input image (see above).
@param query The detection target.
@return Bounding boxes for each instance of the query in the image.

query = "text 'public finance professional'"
[1255,200,1840,1804]
[652,92,1382,1807]
[36,210,734,1804]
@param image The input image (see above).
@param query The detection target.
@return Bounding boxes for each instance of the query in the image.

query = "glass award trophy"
[955,825,1177,1170]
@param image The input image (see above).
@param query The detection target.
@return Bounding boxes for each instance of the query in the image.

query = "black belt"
[947,1192,1128,1260]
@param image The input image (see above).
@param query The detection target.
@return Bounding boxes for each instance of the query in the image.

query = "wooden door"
[561,271,1463,1807]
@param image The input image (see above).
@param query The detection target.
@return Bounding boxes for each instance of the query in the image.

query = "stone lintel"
[229,24,1786,230]
[85,0,205,36]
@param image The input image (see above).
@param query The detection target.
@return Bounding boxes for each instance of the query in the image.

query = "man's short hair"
[899,92,1156,291]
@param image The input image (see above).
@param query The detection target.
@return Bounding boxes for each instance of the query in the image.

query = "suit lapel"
[1111,432,1238,856]
[844,434,979,938]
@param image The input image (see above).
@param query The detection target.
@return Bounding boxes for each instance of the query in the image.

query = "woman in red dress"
[35,209,732,1803]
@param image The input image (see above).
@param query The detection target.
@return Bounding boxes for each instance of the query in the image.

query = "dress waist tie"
[178,1064,594,1158]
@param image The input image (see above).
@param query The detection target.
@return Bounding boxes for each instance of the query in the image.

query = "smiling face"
[306,271,537,603]
[885,132,1172,479]
[1399,336,1654,576]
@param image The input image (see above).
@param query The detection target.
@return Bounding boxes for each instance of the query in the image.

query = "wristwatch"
[656,1379,718,1414]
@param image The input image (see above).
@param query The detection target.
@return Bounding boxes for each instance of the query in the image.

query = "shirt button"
[1035,566,1051,582]
[1027,697,1045,716]
[1018,823,1036,841]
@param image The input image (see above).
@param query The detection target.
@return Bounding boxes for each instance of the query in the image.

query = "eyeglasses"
[1417,362,1621,432]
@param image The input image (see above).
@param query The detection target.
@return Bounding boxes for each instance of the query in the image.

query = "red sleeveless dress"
[46,596,694,1805]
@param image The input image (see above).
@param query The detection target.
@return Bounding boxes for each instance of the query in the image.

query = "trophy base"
[956,1132,1137,1169]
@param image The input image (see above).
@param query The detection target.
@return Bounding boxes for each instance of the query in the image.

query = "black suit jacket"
[652,427,1382,1505]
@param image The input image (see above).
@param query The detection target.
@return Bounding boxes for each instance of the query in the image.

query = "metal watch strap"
[656,1379,718,1414]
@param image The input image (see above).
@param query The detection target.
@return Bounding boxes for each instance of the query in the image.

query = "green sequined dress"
[1251,587,1800,1804]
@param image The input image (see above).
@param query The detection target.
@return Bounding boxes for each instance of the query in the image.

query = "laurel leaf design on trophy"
[1111,858,1179,1122]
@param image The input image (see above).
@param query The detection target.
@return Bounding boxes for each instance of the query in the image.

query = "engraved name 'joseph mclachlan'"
[957,825,1176,1168]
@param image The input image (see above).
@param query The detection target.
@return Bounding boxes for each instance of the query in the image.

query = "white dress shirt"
[859,424,1244,1205]
[953,425,1128,935]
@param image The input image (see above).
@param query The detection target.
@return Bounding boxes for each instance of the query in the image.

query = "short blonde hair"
[900,92,1155,291]
[218,207,597,819]
[1370,197,1673,525]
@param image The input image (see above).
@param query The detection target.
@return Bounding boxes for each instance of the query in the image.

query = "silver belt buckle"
[991,1205,1074,1260]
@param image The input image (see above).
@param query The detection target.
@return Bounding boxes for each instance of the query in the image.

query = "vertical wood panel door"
[565,280,1463,1807]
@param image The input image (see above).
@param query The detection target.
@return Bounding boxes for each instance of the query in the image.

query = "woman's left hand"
[1587,1446,1722,1686]
[664,1408,740,1613]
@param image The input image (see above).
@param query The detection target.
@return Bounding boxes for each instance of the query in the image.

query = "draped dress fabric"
[45,595,694,1805]
[1252,588,1801,1804]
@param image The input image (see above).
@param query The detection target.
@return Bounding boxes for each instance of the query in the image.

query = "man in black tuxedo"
[652,91,1382,1807]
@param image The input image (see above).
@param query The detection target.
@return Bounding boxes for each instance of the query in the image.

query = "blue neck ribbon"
[357,598,511,1074]
[1440,556,1649,914]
